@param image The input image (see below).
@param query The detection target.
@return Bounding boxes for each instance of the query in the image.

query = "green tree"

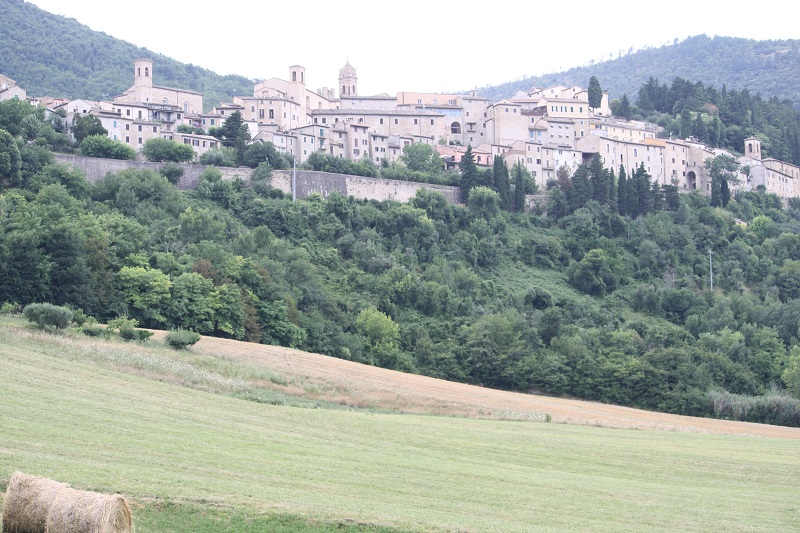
[80,135,136,160]
[567,248,619,296]
[401,143,444,175]
[467,186,500,220]
[458,145,479,200]
[142,138,195,162]
[705,154,739,208]
[783,346,800,398]
[220,111,250,164]
[355,307,400,348]
[116,266,172,325]
[513,162,527,212]
[588,76,603,109]
[166,272,218,333]
[241,141,286,169]
[617,164,628,216]
[0,128,22,188]
[491,155,511,210]
[72,114,107,143]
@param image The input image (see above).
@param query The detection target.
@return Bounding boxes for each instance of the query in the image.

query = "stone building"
[115,59,203,114]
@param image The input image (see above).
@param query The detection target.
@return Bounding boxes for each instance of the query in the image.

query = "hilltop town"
[2,59,797,201]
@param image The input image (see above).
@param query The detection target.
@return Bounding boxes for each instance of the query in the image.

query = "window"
[125,124,130,131]
[431,119,434,125]
[153,126,157,132]
[362,139,367,145]
[137,125,142,132]
[210,119,215,125]
[137,111,142,119]
[259,109,265,119]
[269,110,274,119]
[394,118,398,125]
[322,118,327,124]
[126,109,131,116]
[380,118,384,124]
[138,137,143,144]
[414,119,418,125]
[251,106,255,112]
[183,102,188,112]
[125,136,130,143]
[417,99,422,104]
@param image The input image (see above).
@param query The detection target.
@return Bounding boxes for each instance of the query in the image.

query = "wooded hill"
[0,0,253,110]
[3,95,800,427]
[478,35,800,106]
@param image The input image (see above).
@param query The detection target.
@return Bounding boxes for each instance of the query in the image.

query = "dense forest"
[2,97,800,428]
[0,0,253,110]
[615,75,800,166]
[479,35,800,107]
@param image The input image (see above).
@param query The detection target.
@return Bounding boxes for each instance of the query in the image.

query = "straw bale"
[2,471,68,533]
[44,487,132,533]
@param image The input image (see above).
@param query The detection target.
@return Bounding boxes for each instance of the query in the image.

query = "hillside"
[0,0,253,110]
[1,321,799,532]
[477,35,800,105]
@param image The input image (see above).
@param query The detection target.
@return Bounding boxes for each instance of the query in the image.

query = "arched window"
[450,121,461,134]
[342,85,346,95]
[137,68,141,77]
[292,71,297,82]
[352,85,355,94]
[145,67,149,77]
[748,143,753,153]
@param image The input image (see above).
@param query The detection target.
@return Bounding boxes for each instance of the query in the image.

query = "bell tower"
[134,59,153,88]
[338,60,357,97]
[744,136,762,161]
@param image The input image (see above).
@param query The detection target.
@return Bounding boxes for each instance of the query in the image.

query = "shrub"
[1,302,22,315]
[23,303,73,329]
[135,329,154,343]
[160,162,185,185]
[165,329,202,350]
[82,325,104,337]
[119,327,138,342]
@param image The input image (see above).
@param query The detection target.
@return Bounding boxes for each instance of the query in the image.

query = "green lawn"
[2,324,799,532]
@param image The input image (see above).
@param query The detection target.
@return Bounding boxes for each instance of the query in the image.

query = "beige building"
[577,134,668,185]
[115,59,203,114]
[0,73,26,102]
[163,132,221,160]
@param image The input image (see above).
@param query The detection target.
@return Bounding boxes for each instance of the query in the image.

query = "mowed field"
[2,321,800,532]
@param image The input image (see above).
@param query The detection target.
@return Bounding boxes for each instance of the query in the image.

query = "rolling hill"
[0,0,253,110]
[475,35,800,106]
[3,1,800,112]
[1,319,799,531]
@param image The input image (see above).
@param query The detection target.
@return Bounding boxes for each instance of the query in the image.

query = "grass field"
[2,321,800,532]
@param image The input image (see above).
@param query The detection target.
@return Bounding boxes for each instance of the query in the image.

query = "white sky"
[26,0,800,96]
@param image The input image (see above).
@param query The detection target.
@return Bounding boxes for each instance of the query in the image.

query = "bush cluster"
[22,303,73,329]
[165,329,201,350]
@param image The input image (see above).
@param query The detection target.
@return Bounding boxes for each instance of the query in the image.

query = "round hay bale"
[2,471,69,533]
[44,487,132,533]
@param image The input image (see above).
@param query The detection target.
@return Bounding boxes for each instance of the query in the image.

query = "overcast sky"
[26,0,800,96]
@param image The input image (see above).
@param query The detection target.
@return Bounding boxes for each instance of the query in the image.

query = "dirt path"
[195,336,800,439]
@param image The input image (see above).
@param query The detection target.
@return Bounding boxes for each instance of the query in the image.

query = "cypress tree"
[721,179,731,207]
[458,145,479,202]
[589,154,609,205]
[617,164,628,217]
[513,162,526,212]
[492,155,511,210]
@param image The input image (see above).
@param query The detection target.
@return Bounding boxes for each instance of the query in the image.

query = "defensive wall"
[53,154,463,203]
[52,154,543,210]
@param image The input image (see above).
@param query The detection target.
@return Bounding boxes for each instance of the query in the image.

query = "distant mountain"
[476,35,800,106]
[0,0,253,110]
